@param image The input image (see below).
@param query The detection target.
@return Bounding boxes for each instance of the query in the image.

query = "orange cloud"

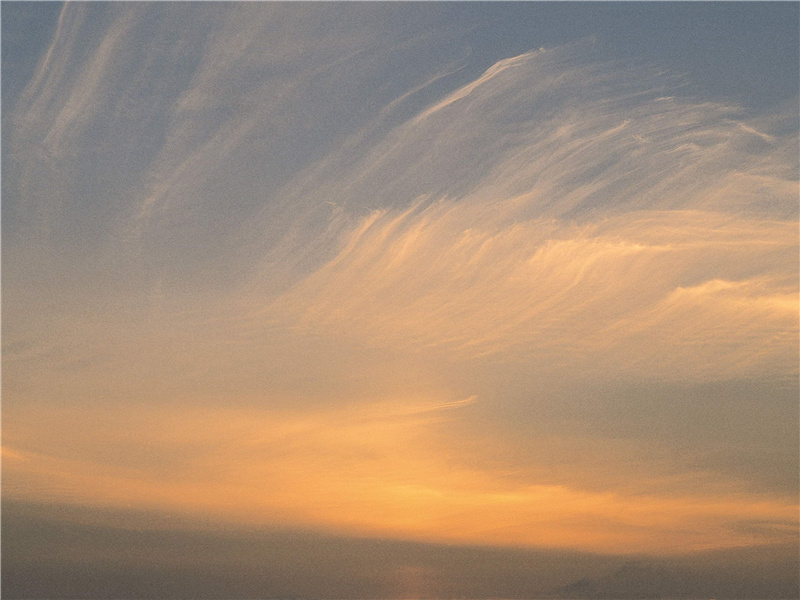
[263,206,797,379]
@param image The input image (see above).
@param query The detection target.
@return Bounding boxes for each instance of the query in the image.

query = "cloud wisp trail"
[255,44,797,383]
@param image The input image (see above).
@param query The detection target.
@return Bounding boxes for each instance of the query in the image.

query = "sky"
[2,2,799,598]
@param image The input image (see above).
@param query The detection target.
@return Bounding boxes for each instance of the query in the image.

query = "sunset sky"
[2,3,798,598]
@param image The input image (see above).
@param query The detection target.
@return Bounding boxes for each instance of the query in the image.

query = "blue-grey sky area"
[4,2,800,114]
[2,3,799,599]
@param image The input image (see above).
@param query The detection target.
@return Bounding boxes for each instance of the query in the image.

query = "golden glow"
[4,396,797,554]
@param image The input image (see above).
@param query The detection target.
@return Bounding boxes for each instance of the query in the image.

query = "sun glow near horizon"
[3,386,797,555]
